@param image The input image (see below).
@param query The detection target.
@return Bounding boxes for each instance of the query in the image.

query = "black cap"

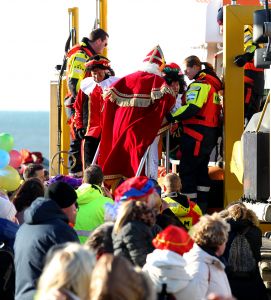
[45,181,77,208]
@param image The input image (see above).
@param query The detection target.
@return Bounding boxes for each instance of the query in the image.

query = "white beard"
[139,62,162,76]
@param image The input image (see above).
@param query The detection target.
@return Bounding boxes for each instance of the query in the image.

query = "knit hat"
[85,54,111,70]
[152,225,193,255]
[114,176,155,202]
[143,45,165,68]
[45,181,77,208]
[0,194,17,221]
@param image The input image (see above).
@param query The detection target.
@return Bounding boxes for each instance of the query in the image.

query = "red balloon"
[9,150,23,169]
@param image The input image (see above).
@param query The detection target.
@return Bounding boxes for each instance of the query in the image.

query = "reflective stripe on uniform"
[75,229,92,237]
[197,186,210,192]
[182,192,197,199]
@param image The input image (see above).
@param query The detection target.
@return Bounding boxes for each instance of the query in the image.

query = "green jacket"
[74,183,114,243]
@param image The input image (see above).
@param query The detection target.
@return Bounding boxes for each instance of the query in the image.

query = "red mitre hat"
[143,45,165,68]
[152,225,193,256]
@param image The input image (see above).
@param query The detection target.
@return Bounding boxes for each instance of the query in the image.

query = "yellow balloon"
[0,165,21,192]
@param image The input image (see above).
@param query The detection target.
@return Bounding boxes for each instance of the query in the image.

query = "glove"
[165,112,175,123]
[234,52,254,67]
[77,128,86,140]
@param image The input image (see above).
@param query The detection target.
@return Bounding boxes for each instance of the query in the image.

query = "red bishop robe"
[98,70,175,179]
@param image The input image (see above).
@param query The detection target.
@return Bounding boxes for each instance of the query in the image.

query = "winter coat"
[183,243,232,300]
[0,218,19,250]
[113,220,155,267]
[14,197,79,300]
[143,249,198,300]
[74,183,114,243]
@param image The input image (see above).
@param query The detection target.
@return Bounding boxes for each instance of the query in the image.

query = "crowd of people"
[0,21,268,300]
[0,163,268,300]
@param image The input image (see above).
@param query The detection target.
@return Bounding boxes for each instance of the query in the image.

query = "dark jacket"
[0,218,19,250]
[113,220,155,267]
[14,197,79,300]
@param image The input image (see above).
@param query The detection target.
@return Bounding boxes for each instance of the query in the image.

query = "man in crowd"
[23,163,46,183]
[74,164,113,243]
[14,181,79,300]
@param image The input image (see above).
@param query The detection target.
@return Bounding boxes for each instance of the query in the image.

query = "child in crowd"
[162,173,202,230]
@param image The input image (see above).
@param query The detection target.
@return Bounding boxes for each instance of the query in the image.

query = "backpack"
[0,243,15,300]
[228,227,257,274]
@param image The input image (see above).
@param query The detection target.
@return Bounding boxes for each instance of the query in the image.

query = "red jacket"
[73,79,103,138]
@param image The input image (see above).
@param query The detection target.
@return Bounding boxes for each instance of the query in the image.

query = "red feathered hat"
[85,54,111,70]
[114,176,155,202]
[152,225,193,256]
[163,63,183,75]
[143,45,165,68]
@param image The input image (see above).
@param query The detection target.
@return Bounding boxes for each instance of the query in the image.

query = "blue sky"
[1,0,208,111]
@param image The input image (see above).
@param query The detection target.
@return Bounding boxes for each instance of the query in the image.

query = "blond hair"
[37,243,96,300]
[90,254,156,300]
[163,173,181,193]
[190,212,230,250]
[227,203,259,226]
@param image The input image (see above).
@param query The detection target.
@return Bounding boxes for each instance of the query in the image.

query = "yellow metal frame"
[50,3,108,175]
[68,7,79,44]
[59,7,80,175]
[223,5,260,206]
[100,0,108,57]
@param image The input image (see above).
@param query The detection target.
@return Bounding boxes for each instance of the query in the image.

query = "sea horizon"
[0,111,50,160]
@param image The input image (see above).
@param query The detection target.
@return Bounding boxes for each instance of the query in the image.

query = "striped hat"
[152,225,193,255]
[114,176,155,202]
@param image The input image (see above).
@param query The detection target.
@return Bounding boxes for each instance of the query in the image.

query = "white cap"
[0,195,17,221]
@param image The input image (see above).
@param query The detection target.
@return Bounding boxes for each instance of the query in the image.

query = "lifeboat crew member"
[167,55,223,213]
[217,7,265,125]
[65,28,109,177]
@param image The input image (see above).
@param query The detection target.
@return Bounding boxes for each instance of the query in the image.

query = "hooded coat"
[143,249,198,300]
[183,243,232,300]
[14,197,79,300]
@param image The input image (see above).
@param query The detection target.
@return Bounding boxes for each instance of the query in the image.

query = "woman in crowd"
[113,200,158,267]
[221,202,268,300]
[90,253,156,300]
[12,178,44,224]
[183,212,232,299]
[36,243,96,300]
[143,225,196,300]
